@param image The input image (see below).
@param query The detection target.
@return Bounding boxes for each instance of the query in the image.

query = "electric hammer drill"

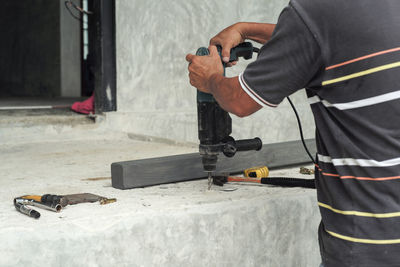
[195,42,263,189]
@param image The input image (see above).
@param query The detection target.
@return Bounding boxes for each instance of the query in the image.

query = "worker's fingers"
[188,73,195,86]
[186,53,195,63]
[188,62,197,73]
[226,61,238,67]
[209,38,232,63]
[220,43,233,63]
[209,37,223,50]
[208,45,219,57]
[209,36,219,46]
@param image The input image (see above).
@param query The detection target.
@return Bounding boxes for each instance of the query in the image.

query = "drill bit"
[208,172,213,190]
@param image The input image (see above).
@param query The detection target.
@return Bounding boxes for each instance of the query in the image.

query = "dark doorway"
[0,0,116,114]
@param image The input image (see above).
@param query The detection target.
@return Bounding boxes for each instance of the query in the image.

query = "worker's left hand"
[186,45,224,93]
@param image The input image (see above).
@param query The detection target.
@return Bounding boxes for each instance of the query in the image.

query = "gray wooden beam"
[111,139,316,190]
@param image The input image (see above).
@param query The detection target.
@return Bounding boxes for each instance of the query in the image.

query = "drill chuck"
[199,144,220,172]
[201,155,218,172]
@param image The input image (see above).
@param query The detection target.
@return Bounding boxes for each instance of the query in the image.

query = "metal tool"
[207,172,212,190]
[13,196,61,219]
[213,175,316,188]
[14,200,41,219]
[15,198,62,212]
[62,193,116,205]
[22,194,68,207]
[196,42,263,190]
[14,193,116,219]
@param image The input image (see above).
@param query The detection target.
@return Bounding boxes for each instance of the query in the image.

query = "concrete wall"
[0,0,81,97]
[114,0,316,144]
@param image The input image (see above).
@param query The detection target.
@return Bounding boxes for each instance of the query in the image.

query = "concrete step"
[0,136,321,267]
[0,108,94,126]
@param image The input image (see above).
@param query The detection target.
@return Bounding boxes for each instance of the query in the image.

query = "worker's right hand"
[210,23,246,65]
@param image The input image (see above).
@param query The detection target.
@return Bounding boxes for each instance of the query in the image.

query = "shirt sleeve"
[240,3,324,107]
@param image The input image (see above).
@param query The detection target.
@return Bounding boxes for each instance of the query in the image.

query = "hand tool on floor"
[195,42,263,190]
[14,196,62,219]
[22,194,68,208]
[62,193,117,205]
[14,200,41,219]
[213,175,316,189]
[14,193,116,219]
[21,193,116,206]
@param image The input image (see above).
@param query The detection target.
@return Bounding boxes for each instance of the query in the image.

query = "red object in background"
[71,94,95,114]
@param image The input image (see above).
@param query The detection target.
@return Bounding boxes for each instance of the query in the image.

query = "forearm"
[237,22,276,44]
[209,74,262,117]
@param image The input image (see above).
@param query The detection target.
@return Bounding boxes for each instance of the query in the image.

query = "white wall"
[112,0,315,144]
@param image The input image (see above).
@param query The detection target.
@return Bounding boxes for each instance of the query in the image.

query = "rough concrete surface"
[0,121,321,267]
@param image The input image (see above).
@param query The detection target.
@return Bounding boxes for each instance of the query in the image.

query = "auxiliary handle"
[235,137,262,152]
[223,137,262,157]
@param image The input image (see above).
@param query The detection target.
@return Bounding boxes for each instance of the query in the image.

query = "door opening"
[0,0,116,115]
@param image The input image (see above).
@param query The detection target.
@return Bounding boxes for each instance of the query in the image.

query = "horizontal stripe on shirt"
[316,172,400,214]
[318,202,400,218]
[238,73,278,108]
[322,61,400,86]
[326,230,400,244]
[326,47,400,70]
[315,164,400,181]
[310,101,400,161]
[318,154,400,167]
[317,161,400,180]
[308,91,400,110]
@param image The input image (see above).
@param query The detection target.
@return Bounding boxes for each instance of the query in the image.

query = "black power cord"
[286,96,316,164]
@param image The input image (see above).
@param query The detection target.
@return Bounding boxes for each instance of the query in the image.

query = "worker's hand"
[186,45,224,93]
[210,23,245,65]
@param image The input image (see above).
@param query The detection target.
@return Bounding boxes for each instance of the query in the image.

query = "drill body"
[196,43,262,181]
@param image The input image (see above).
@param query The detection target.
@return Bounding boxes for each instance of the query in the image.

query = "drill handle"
[223,137,262,157]
[235,137,262,152]
[223,42,255,62]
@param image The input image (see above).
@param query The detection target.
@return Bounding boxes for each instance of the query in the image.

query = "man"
[186,0,400,266]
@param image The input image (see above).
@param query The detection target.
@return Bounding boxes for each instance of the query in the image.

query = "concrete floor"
[0,113,321,267]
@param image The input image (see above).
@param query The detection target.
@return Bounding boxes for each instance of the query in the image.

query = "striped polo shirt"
[239,1,400,266]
